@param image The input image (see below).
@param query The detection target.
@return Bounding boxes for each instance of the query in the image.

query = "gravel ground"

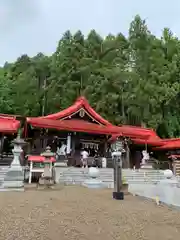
[0,186,180,240]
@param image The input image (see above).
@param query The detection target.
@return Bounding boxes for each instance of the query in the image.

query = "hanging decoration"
[111,138,125,152]
[82,142,99,149]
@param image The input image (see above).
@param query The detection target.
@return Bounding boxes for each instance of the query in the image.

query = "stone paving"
[0,186,180,240]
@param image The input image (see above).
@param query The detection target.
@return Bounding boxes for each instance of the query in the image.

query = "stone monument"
[82,167,106,188]
[2,134,26,191]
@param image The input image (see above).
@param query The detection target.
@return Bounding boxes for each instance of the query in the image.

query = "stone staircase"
[0,166,166,190]
[56,167,165,187]
[0,166,25,191]
[0,166,9,187]
[0,156,13,166]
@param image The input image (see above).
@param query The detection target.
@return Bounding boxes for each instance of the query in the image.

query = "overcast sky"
[0,0,179,65]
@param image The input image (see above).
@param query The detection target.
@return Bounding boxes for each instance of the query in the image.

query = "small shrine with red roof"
[0,114,20,134]
[0,115,21,161]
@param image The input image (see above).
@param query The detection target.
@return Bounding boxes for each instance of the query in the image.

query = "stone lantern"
[3,133,27,190]
[40,146,56,184]
[41,146,55,159]
[11,134,26,168]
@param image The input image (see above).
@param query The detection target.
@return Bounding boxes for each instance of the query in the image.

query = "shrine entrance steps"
[55,167,165,187]
[0,166,166,190]
[0,166,10,188]
[0,155,13,166]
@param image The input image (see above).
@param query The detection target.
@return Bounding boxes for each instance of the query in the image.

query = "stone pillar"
[2,135,26,191]
[112,150,125,200]
[102,157,107,168]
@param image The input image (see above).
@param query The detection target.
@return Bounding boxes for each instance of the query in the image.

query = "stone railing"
[129,170,180,208]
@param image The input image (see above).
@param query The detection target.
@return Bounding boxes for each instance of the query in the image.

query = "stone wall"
[129,180,180,208]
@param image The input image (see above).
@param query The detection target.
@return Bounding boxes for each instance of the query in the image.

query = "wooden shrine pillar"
[0,134,4,158]
[173,160,180,176]
[125,143,130,169]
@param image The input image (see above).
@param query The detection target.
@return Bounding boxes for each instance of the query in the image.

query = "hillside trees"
[1,15,180,137]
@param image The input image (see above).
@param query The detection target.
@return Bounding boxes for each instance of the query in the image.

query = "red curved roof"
[27,118,120,135]
[119,125,159,138]
[30,96,112,126]
[0,117,20,133]
[154,139,180,150]
[109,125,160,141]
[25,97,180,149]
[131,137,164,147]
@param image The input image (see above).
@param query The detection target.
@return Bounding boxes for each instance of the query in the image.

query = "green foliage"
[1,15,180,137]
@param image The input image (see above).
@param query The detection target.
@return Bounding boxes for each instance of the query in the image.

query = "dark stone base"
[112,191,124,200]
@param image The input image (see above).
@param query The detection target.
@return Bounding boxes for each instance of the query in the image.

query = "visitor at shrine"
[81,148,89,168]
[92,151,99,167]
[56,142,67,161]
[59,142,67,155]
[134,150,142,170]
[141,150,150,166]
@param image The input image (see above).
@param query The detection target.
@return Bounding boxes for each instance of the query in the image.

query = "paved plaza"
[0,186,179,240]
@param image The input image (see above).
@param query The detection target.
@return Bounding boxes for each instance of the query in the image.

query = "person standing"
[81,148,89,168]
[141,150,150,166]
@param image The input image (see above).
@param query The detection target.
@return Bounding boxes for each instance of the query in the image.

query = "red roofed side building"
[0,115,21,164]
[0,116,20,134]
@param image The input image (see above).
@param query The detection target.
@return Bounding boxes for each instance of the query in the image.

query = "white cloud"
[0,0,180,65]
[0,0,41,33]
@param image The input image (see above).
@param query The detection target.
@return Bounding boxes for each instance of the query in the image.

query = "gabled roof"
[26,97,180,146]
[26,119,120,135]
[28,96,112,126]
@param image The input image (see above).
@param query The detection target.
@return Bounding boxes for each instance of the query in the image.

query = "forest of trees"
[1,15,180,138]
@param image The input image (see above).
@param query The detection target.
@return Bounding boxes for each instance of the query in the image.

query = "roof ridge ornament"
[79,108,85,118]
